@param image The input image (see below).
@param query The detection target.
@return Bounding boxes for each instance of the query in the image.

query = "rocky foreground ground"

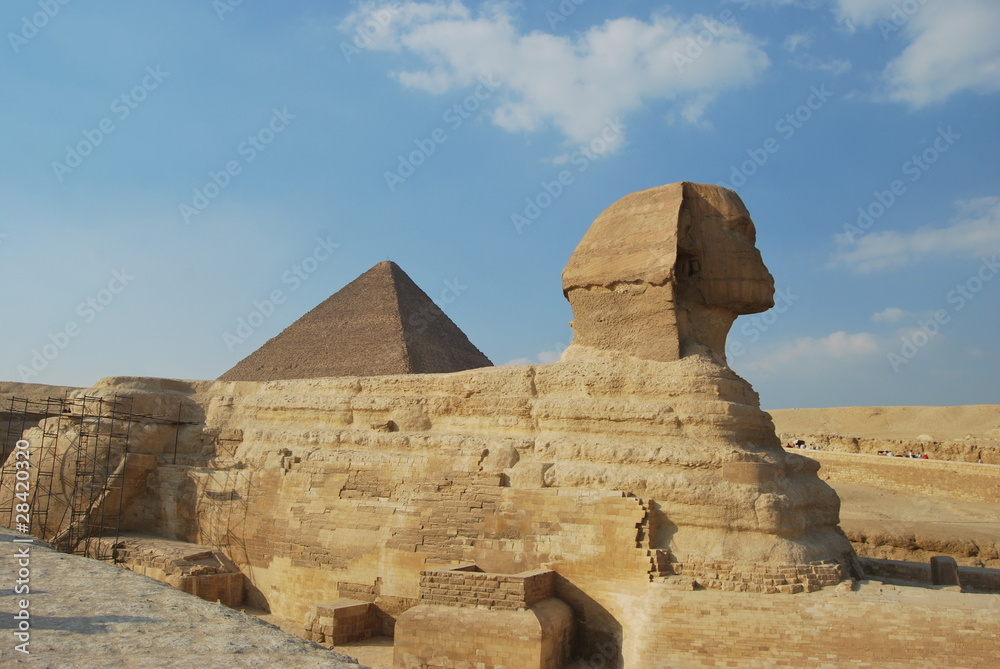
[0,527,365,669]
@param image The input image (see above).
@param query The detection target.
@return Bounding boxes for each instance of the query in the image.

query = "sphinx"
[1,182,860,667]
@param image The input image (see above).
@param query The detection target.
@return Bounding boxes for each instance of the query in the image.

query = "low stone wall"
[394,565,573,669]
[863,557,1000,593]
[804,449,1000,504]
[669,559,845,594]
[90,535,245,608]
[304,599,378,646]
[419,565,555,610]
[776,431,1000,464]
[864,558,931,584]
[394,599,573,669]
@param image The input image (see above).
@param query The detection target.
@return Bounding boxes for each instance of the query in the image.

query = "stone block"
[930,556,962,588]
[305,599,377,646]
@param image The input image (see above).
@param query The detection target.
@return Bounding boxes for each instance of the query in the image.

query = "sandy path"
[833,481,1000,566]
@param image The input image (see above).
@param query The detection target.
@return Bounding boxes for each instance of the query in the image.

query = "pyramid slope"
[218,261,492,382]
[390,263,493,374]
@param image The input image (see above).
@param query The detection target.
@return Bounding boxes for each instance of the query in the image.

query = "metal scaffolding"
[198,461,257,586]
[0,394,138,561]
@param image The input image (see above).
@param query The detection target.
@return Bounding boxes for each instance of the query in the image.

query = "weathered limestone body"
[97,184,853,659]
[7,183,995,667]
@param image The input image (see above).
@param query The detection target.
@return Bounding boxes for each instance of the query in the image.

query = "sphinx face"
[677,183,775,315]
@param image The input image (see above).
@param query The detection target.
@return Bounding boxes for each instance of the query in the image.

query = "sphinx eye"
[679,254,700,278]
[741,217,756,243]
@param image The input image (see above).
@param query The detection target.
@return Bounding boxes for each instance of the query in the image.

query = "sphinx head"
[562,182,775,364]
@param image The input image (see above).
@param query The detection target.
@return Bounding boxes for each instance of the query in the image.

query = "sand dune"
[768,405,1000,441]
[769,405,1000,464]
[768,406,1000,568]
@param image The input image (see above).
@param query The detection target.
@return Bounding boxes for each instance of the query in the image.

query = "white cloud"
[504,349,564,366]
[833,0,896,28]
[504,357,534,365]
[340,2,770,149]
[818,57,852,75]
[536,350,563,364]
[339,1,471,52]
[740,331,880,374]
[790,54,852,75]
[831,196,1000,273]
[738,0,824,7]
[783,32,812,52]
[779,28,850,74]
[871,306,910,323]
[835,0,1000,106]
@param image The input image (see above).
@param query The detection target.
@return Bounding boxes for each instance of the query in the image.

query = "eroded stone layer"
[74,348,856,656]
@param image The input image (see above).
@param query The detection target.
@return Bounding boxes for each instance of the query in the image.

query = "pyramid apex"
[218,261,492,381]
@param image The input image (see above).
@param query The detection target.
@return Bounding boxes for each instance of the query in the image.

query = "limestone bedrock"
[562,181,775,364]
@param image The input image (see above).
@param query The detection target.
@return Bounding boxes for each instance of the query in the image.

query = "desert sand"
[770,405,1000,568]
[770,404,1000,461]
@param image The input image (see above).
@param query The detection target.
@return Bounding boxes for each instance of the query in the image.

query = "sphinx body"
[116,182,848,602]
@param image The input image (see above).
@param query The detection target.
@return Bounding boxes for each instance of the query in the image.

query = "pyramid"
[218,261,492,381]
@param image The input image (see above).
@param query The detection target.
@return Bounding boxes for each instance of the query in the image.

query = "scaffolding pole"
[0,393,186,563]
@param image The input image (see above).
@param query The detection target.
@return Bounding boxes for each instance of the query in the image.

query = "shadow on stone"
[556,575,624,668]
[0,612,156,635]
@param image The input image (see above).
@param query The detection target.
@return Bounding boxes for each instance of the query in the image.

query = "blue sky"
[2,0,998,409]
